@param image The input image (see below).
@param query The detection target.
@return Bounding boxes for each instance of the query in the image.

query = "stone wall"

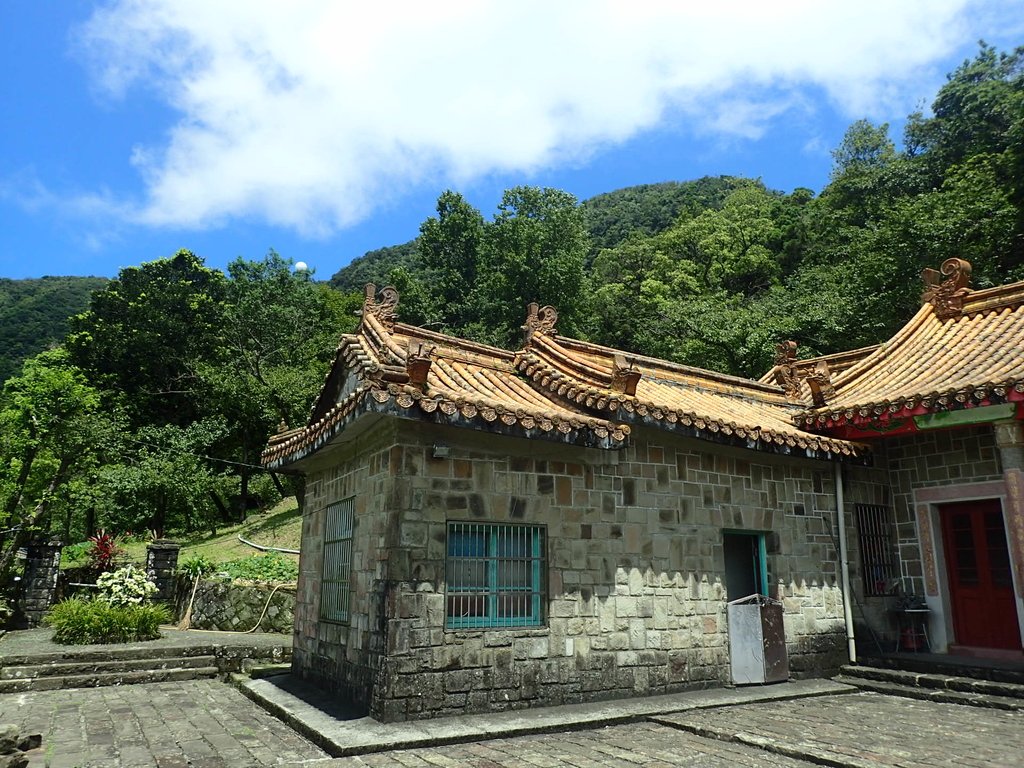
[840,426,1005,651]
[176,578,295,634]
[885,426,1003,595]
[296,419,864,722]
[291,420,399,709]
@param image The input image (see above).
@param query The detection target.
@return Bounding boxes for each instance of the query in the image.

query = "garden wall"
[174,577,296,634]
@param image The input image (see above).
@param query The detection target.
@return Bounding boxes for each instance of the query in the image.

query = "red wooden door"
[940,500,1021,650]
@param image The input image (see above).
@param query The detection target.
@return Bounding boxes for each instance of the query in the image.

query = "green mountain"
[0,276,108,383]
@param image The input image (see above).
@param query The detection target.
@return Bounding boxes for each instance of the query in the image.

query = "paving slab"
[0,679,327,768]
[236,674,854,757]
[654,690,1024,768]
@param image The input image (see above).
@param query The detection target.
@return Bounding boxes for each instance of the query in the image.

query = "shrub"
[62,541,91,567]
[220,553,298,583]
[96,565,157,606]
[178,554,215,580]
[46,597,170,644]
[86,530,124,574]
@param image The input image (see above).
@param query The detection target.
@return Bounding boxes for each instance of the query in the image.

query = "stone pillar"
[146,540,181,602]
[19,539,62,628]
[994,420,1024,647]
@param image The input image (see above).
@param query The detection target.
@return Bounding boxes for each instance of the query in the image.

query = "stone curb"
[232,674,856,758]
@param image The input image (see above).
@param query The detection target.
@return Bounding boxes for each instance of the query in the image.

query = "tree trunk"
[2,442,39,522]
[0,454,72,577]
[209,491,231,524]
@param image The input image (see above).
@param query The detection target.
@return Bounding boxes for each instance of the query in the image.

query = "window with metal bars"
[320,497,354,623]
[854,504,897,597]
[445,522,545,629]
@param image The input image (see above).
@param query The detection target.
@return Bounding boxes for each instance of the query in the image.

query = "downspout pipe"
[835,461,857,664]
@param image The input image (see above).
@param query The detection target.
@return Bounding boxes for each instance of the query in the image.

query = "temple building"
[264,258,1024,722]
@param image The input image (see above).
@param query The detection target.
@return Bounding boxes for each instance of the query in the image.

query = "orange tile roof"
[517,333,862,457]
[796,266,1024,430]
[264,286,866,468]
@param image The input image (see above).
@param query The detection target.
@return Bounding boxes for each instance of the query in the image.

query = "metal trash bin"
[727,594,789,684]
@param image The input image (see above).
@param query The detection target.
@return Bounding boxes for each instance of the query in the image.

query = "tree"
[67,250,228,428]
[479,186,591,344]
[202,252,355,516]
[0,350,105,575]
[417,191,487,331]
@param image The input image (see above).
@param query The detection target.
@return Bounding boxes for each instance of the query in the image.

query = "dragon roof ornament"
[522,302,559,346]
[922,258,972,320]
[362,283,400,332]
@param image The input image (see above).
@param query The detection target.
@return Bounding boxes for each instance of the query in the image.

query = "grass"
[65,499,303,569]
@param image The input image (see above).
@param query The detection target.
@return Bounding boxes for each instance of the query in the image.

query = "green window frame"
[320,497,354,623]
[445,522,545,629]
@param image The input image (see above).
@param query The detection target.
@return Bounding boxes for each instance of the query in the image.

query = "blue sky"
[1,1,1022,281]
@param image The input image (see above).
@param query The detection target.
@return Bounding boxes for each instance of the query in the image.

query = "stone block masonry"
[17,539,62,629]
[292,419,860,721]
[174,577,295,634]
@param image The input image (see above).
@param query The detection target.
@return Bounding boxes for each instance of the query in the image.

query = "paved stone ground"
[1,682,1023,767]
[333,722,818,767]
[0,680,327,768]
[657,691,1024,768]
[329,692,1024,767]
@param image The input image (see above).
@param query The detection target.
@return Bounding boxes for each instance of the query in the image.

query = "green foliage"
[178,554,215,579]
[0,276,108,385]
[67,249,228,428]
[95,565,158,606]
[0,349,108,577]
[328,241,420,292]
[582,177,747,255]
[219,553,298,583]
[46,597,170,645]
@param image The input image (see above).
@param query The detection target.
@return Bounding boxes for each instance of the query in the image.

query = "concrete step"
[0,644,223,667]
[0,654,218,680]
[834,674,1024,711]
[0,664,220,693]
[855,654,1024,686]
[241,660,292,679]
[839,664,1024,700]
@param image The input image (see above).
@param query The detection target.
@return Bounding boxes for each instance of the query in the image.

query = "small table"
[891,608,930,652]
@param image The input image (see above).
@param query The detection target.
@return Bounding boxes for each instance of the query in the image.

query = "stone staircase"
[836,659,1024,711]
[0,642,290,693]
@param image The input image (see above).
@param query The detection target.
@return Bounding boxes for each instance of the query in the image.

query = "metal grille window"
[445,522,545,629]
[855,504,897,597]
[320,497,354,623]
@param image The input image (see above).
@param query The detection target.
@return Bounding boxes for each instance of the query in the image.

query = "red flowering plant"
[86,530,125,575]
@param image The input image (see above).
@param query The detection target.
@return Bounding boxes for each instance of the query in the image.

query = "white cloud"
[75,0,1012,234]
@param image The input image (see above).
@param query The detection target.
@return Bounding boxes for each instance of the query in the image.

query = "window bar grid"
[855,504,896,597]
[446,522,544,629]
[321,497,354,623]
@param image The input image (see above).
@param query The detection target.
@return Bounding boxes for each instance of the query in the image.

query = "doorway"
[724,532,767,600]
[939,499,1021,651]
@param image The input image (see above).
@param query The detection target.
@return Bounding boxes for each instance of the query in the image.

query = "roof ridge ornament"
[922,258,972,320]
[610,354,641,396]
[773,341,800,399]
[522,302,559,346]
[805,361,836,407]
[773,341,836,405]
[406,341,435,389]
[362,283,400,332]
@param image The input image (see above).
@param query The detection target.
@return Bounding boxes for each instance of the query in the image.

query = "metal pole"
[835,461,857,664]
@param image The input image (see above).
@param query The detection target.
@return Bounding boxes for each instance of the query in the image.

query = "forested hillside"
[1,43,1020,575]
[0,276,108,383]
